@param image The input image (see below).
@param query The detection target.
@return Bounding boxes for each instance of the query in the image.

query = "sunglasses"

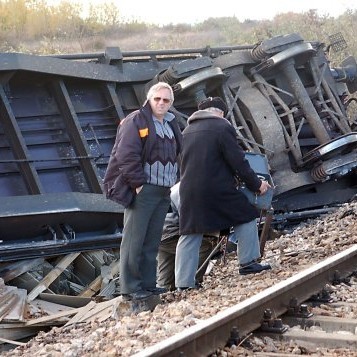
[153,97,171,104]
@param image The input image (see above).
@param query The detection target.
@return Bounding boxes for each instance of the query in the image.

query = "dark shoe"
[146,287,168,295]
[195,282,203,289]
[239,261,272,275]
[226,241,237,254]
[122,290,153,300]
[176,283,201,292]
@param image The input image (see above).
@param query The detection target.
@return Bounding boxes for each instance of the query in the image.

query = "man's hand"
[258,180,271,195]
[135,185,143,194]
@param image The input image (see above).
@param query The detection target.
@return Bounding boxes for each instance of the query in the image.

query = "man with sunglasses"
[104,82,182,300]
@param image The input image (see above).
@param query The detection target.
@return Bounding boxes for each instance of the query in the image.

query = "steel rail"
[133,244,357,357]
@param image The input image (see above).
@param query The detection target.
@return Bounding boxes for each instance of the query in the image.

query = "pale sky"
[50,0,357,25]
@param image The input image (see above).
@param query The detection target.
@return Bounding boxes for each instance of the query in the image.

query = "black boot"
[239,261,271,275]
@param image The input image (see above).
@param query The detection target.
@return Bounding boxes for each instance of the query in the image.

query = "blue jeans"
[174,220,260,287]
[229,219,260,265]
[175,233,203,288]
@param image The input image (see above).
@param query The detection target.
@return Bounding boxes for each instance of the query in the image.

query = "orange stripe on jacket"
[139,128,149,137]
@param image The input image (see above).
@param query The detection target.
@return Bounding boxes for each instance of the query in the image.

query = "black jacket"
[179,110,261,234]
[104,102,182,207]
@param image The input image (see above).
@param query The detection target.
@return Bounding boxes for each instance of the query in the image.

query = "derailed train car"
[0,33,356,261]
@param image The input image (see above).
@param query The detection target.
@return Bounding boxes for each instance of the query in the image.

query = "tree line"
[1,0,356,64]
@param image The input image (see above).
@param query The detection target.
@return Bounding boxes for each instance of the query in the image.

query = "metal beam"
[0,85,43,194]
[51,80,103,193]
[102,83,125,121]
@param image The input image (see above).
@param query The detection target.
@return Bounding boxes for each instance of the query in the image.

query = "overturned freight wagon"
[0,33,356,261]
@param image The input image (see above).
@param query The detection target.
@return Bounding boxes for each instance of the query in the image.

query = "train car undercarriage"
[0,33,356,261]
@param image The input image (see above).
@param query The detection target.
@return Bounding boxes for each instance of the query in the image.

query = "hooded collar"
[187,109,225,125]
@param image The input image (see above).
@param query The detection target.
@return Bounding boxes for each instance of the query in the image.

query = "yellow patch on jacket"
[139,128,149,137]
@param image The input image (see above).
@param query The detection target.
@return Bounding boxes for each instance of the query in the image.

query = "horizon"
[46,0,357,26]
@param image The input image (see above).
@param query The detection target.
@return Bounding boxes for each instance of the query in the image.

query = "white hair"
[146,82,174,102]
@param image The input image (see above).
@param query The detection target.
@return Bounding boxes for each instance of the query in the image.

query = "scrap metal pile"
[0,32,356,260]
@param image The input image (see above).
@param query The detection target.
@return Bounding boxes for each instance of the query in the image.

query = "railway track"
[2,201,355,357]
[234,280,357,356]
[134,245,357,357]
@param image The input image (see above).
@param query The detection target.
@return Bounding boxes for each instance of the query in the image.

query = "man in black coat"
[177,97,271,289]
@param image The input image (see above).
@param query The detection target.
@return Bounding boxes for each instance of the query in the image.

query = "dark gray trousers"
[119,184,170,294]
